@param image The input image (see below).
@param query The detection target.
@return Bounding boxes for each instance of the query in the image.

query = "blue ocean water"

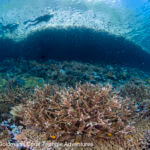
[0,0,149,72]
[0,0,150,48]
[0,2,149,71]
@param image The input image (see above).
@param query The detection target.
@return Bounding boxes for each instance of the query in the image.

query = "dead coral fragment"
[13,83,136,147]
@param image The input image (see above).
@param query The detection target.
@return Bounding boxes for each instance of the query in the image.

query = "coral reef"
[0,80,33,121]
[0,58,149,149]
[11,83,138,149]
[140,130,150,149]
[0,125,17,150]
[134,119,150,150]
[120,80,150,118]
[0,58,149,88]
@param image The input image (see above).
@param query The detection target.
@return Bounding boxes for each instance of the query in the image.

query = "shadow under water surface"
[0,27,150,72]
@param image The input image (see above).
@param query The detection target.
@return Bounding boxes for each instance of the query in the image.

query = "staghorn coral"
[134,119,150,150]
[120,80,150,102]
[120,80,150,118]
[0,79,33,121]
[11,83,137,149]
[14,120,150,150]
[0,79,33,104]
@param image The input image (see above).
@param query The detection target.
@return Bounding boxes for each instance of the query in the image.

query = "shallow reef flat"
[0,58,149,150]
[0,58,149,88]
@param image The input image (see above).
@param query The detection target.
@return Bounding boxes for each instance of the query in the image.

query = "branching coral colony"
[10,83,142,149]
[120,81,150,118]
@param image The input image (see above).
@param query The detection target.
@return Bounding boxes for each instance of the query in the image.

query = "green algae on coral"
[0,78,7,88]
[24,77,44,88]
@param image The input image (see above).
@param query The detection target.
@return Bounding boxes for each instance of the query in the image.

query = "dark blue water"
[0,27,150,72]
[0,0,150,73]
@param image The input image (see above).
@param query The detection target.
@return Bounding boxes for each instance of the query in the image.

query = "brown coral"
[120,80,150,118]
[12,83,137,149]
[0,80,33,122]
